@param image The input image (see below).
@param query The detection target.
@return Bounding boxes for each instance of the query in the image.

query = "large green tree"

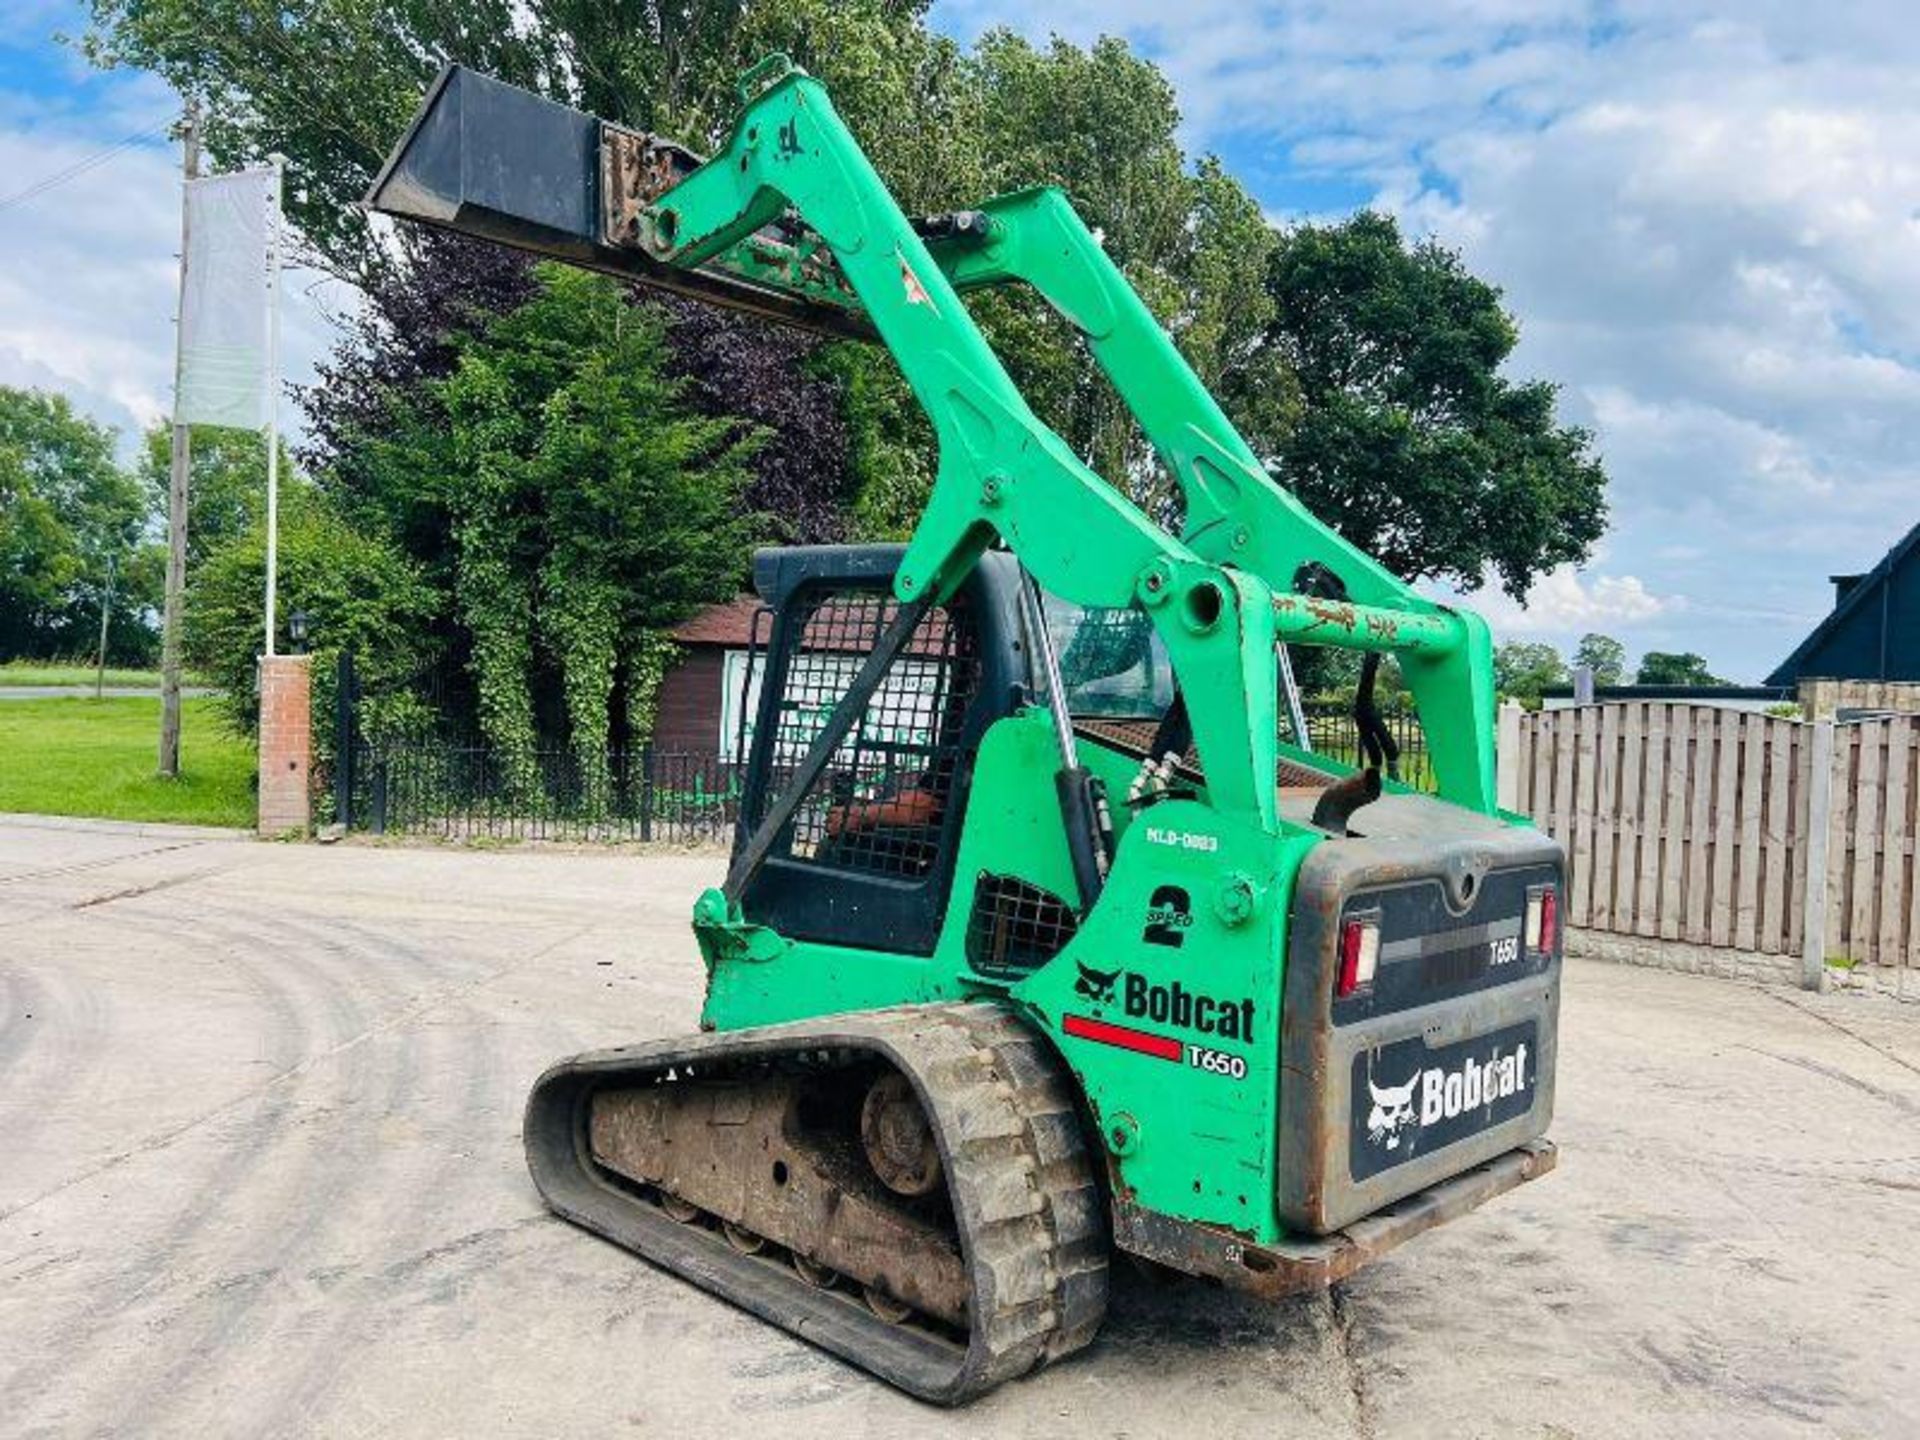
[1573,632,1627,687]
[1255,212,1606,599]
[0,387,159,663]
[370,266,765,785]
[1494,641,1569,708]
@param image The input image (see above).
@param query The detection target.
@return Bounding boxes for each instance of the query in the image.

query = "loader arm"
[625,57,1495,816]
[921,187,1498,809]
[627,57,1282,828]
[367,54,1496,815]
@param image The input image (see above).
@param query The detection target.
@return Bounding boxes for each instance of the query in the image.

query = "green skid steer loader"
[369,56,1562,1405]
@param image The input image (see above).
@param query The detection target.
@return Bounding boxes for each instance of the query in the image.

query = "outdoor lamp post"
[288,609,310,655]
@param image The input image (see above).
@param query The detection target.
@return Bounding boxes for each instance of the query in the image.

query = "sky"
[6,4,1919,682]
[0,3,350,462]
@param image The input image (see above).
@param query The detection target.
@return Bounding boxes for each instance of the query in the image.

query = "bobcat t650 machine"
[370,56,1562,1405]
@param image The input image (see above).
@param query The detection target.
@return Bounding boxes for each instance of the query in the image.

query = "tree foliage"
[1494,640,1569,708]
[1635,651,1725,687]
[187,482,437,739]
[0,386,159,663]
[351,266,765,779]
[1572,632,1627,687]
[1256,212,1606,598]
[137,422,291,575]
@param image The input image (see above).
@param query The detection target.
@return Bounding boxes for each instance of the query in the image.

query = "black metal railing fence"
[345,743,742,843]
[335,689,1431,844]
[1295,703,1434,790]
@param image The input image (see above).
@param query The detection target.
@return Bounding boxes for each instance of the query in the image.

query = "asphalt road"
[2,819,1917,1438]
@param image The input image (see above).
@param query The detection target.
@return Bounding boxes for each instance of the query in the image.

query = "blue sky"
[7,3,1920,683]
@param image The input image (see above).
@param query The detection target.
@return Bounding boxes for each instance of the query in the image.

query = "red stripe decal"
[1064,1013,1183,1062]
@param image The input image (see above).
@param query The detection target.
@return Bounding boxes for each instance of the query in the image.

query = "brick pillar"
[258,654,313,836]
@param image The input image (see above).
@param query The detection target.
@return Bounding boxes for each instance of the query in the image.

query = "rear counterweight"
[1277,796,1564,1234]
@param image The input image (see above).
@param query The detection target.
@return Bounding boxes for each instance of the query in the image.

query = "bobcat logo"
[1074,961,1120,1006]
[1366,1073,1420,1151]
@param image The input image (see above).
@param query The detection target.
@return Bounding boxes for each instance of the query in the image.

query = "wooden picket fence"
[1500,703,1919,972]
[1832,716,1920,968]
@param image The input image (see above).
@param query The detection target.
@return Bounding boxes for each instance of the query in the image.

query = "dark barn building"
[1768,522,1920,692]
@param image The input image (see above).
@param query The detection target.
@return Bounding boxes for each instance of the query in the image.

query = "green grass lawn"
[0,696,255,826]
[0,661,211,688]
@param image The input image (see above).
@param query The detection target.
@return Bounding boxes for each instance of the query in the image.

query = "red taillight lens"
[1337,915,1379,997]
[1539,887,1558,955]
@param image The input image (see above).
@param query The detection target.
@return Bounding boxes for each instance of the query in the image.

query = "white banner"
[177,168,276,429]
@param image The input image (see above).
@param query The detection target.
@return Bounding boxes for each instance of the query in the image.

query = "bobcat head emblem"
[1075,961,1120,1006]
[1366,1073,1420,1150]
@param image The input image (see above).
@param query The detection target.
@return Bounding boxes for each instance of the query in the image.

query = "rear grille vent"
[966,873,1078,978]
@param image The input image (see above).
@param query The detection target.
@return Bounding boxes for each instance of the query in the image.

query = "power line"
[0,114,180,215]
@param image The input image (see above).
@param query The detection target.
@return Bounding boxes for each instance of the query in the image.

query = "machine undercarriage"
[525,1006,1108,1403]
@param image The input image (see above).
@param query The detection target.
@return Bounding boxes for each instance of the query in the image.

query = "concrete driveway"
[2,819,1916,1438]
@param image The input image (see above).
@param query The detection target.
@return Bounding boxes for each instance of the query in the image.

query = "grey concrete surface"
[1,819,1916,1438]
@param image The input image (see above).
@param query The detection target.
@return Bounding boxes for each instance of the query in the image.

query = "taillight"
[1526,885,1559,955]
[1337,914,1380,997]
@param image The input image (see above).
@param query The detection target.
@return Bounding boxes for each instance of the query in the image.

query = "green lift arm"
[367,55,1498,818]
[623,55,1497,819]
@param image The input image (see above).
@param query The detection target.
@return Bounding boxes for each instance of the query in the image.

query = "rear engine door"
[1277,796,1563,1234]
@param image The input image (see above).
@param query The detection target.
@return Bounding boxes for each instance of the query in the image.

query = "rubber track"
[523,1003,1109,1404]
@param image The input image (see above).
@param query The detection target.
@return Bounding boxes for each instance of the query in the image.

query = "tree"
[1572,633,1627,687]
[0,386,159,663]
[1635,652,1725,687]
[138,422,289,574]
[1254,212,1607,599]
[1494,641,1568,708]
[358,266,766,790]
[188,482,437,741]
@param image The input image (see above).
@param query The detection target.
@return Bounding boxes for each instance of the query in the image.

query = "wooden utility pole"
[158,102,200,778]
[94,553,116,701]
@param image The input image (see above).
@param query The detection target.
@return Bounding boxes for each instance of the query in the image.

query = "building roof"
[1767,521,1920,687]
[671,596,764,648]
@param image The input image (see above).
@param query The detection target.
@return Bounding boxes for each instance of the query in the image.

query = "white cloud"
[0,68,350,459]
[1460,565,1678,637]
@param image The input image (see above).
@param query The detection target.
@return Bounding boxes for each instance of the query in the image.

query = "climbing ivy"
[354,265,766,769]
[624,632,681,748]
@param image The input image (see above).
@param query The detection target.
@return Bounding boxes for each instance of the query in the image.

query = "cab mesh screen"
[749,588,979,879]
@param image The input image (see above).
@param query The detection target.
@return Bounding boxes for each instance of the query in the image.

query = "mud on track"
[1,821,1917,1438]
